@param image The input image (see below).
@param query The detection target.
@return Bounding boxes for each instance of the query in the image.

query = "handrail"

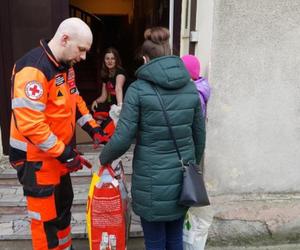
[69,4,102,24]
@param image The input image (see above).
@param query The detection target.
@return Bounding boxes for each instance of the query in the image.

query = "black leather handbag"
[152,85,210,207]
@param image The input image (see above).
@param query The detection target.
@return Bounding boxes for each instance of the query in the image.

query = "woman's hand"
[91,88,107,112]
[109,104,122,126]
[91,100,98,112]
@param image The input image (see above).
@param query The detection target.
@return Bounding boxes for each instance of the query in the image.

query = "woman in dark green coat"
[100,27,206,250]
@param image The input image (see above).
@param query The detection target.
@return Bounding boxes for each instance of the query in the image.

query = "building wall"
[204,0,300,194]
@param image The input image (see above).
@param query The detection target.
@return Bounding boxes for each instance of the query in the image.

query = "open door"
[0,0,69,154]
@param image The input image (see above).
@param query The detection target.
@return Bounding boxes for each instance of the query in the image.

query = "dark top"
[102,67,126,105]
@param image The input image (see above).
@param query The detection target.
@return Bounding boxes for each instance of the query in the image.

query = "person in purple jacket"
[181,54,211,118]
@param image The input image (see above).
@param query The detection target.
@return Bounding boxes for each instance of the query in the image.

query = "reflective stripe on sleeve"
[12,97,45,111]
[77,114,93,127]
[59,234,71,246]
[28,210,41,220]
[38,133,57,151]
[10,138,27,151]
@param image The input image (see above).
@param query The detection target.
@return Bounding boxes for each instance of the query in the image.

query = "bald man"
[9,18,107,250]
[49,17,93,66]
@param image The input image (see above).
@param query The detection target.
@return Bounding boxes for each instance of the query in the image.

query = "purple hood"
[194,77,211,116]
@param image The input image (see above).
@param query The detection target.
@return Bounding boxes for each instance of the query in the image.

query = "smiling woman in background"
[91,47,126,112]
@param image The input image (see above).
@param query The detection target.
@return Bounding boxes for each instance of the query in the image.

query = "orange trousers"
[23,160,73,250]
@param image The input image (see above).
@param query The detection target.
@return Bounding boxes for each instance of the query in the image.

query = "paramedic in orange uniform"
[9,17,107,250]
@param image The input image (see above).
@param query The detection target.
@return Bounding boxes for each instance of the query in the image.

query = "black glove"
[57,145,83,172]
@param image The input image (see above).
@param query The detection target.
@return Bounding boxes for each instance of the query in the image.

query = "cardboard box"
[76,124,92,144]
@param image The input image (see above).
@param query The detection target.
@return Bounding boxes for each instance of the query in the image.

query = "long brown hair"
[100,47,123,79]
[141,27,171,60]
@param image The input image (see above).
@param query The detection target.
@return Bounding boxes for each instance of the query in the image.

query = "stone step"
[0,154,133,180]
[0,238,146,250]
[0,184,90,206]
[0,144,141,241]
[0,174,94,186]
[0,203,85,215]
[0,206,143,240]
[0,178,140,240]
[2,240,300,250]
[0,172,132,188]
[0,184,133,207]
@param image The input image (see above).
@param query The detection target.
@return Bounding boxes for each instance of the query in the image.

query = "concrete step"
[0,177,132,207]
[0,206,143,240]
[2,239,300,250]
[0,184,92,206]
[0,185,142,240]
[0,238,146,250]
[0,154,133,179]
[0,146,142,241]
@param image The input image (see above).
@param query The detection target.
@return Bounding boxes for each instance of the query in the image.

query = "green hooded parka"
[100,55,206,221]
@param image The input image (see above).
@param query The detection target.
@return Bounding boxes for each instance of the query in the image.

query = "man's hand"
[65,154,83,172]
[57,145,92,172]
[92,127,109,149]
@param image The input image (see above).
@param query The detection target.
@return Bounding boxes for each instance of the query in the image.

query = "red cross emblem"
[29,85,40,95]
[25,81,43,100]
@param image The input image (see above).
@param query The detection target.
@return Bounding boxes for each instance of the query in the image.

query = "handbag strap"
[152,85,183,164]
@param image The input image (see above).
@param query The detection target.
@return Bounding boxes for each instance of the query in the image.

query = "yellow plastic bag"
[86,170,101,250]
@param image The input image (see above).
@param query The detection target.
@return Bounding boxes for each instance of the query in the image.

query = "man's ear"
[61,34,69,47]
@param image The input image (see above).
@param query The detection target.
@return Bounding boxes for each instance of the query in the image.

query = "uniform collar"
[40,39,69,71]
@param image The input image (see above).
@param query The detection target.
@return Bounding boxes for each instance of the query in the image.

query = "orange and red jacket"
[10,39,98,164]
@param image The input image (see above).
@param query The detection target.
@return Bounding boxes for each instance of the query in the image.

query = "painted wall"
[205,0,300,194]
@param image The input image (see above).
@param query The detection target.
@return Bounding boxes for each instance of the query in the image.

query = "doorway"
[70,0,172,105]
